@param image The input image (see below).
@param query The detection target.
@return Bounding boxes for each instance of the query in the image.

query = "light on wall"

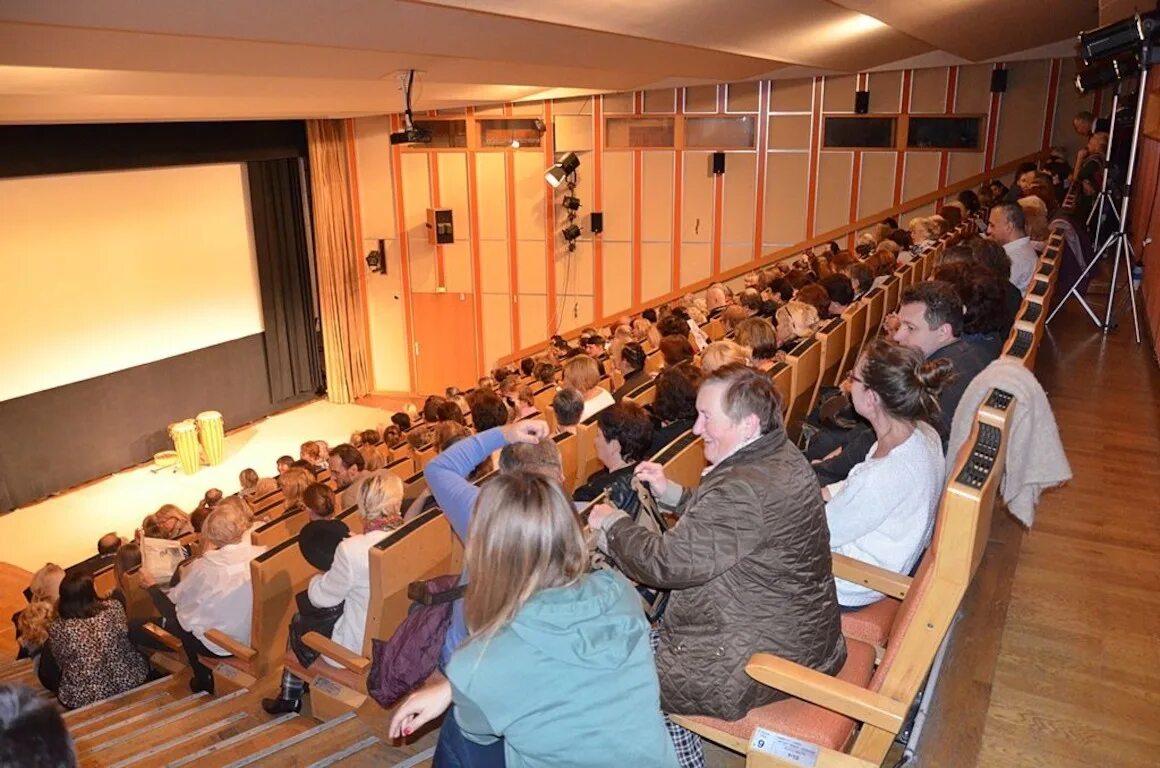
[545,151,581,188]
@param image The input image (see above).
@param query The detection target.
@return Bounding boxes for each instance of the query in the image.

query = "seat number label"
[750,727,819,766]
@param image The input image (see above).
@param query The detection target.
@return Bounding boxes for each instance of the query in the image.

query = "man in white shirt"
[987,202,1037,295]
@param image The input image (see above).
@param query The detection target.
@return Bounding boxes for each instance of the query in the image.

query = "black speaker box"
[590,212,604,234]
[712,151,726,175]
[991,69,1008,93]
[854,90,870,114]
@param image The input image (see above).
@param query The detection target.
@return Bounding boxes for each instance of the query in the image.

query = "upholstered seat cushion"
[840,598,900,648]
[683,638,876,751]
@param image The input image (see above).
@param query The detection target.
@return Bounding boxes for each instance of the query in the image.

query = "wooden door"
[411,292,478,394]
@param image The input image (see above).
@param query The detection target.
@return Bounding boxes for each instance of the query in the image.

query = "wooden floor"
[917,298,1160,767]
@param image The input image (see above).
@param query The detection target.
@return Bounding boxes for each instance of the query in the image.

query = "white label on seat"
[216,664,239,680]
[749,727,819,767]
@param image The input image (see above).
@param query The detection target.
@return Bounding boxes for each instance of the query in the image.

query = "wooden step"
[64,675,183,731]
[0,656,34,678]
[81,689,254,767]
[325,740,434,768]
[161,712,317,768]
[72,690,214,755]
[101,711,256,768]
[0,660,38,687]
[218,711,373,768]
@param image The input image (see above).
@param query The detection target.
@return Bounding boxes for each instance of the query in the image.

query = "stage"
[0,399,393,573]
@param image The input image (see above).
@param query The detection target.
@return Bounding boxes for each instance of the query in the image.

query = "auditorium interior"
[1,1,1158,766]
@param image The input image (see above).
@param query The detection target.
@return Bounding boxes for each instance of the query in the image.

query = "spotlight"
[545,151,581,188]
[1079,12,1158,65]
[562,223,582,241]
[510,138,521,149]
[562,195,581,211]
[1076,53,1141,94]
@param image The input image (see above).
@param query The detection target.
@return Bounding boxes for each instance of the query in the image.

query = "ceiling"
[0,0,1098,124]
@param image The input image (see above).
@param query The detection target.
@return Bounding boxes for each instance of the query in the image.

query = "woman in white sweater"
[822,338,952,608]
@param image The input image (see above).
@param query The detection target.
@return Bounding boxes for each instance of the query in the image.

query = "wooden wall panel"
[558,296,595,335]
[727,82,761,112]
[640,242,673,303]
[815,151,854,234]
[956,64,993,114]
[682,152,715,242]
[409,239,439,294]
[601,241,633,315]
[475,153,508,241]
[680,242,712,288]
[479,240,509,293]
[517,293,548,348]
[720,244,750,272]
[641,152,675,242]
[770,79,814,113]
[723,152,757,243]
[554,114,594,152]
[995,60,1051,165]
[442,242,473,294]
[901,151,941,205]
[1051,58,1094,159]
[438,154,472,293]
[353,116,397,238]
[510,102,543,117]
[513,152,547,240]
[602,92,635,114]
[643,89,677,113]
[911,67,949,113]
[947,152,985,185]
[768,115,812,150]
[823,75,857,113]
[481,292,512,369]
[869,71,904,113]
[516,239,546,295]
[685,85,718,113]
[857,151,897,218]
[602,152,634,241]
[764,152,809,244]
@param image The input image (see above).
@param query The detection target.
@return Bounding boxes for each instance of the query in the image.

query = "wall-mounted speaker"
[990,69,1008,93]
[712,151,726,175]
[426,208,454,244]
[854,90,870,114]
[590,212,604,234]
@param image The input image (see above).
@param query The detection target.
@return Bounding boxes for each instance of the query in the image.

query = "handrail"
[498,149,1050,365]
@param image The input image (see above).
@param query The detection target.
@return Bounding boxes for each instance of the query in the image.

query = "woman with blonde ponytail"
[389,471,678,767]
[823,338,952,608]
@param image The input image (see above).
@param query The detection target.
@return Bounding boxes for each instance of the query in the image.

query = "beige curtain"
[306,119,371,404]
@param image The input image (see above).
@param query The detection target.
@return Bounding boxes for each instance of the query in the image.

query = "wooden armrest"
[203,629,258,661]
[745,653,907,733]
[302,632,371,674]
[142,622,183,653]
[830,553,911,600]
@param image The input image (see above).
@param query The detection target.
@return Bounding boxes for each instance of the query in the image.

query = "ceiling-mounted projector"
[390,125,432,145]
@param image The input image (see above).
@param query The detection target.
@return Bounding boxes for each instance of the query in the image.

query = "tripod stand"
[1047,51,1146,342]
[1087,85,1121,252]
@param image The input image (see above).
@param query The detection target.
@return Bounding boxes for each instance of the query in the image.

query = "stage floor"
[0,399,392,573]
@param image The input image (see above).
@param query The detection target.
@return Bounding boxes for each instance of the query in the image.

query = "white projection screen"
[0,164,264,402]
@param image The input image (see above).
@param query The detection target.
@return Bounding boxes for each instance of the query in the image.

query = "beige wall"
[354,59,1069,392]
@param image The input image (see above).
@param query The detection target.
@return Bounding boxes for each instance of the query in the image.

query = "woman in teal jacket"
[390,470,678,768]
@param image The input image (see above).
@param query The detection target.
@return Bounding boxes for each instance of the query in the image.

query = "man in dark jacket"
[588,365,846,744]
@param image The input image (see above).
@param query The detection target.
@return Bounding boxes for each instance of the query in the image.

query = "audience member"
[573,402,655,502]
[49,573,149,709]
[1018,195,1050,250]
[720,304,750,332]
[773,301,821,356]
[276,455,294,474]
[304,482,336,520]
[533,361,558,386]
[300,441,327,471]
[969,237,1022,328]
[14,564,64,694]
[63,533,122,581]
[613,342,651,401]
[132,498,266,693]
[263,475,402,713]
[141,504,192,540]
[470,390,511,433]
[563,355,615,421]
[391,469,677,767]
[632,318,663,349]
[551,388,585,435]
[278,467,312,517]
[659,335,695,368]
[843,262,873,298]
[328,444,368,511]
[647,363,702,454]
[987,202,1037,294]
[513,385,538,419]
[699,340,749,374]
[239,468,261,500]
[821,274,855,316]
[587,364,845,760]
[734,317,780,373]
[934,261,1012,354]
[0,684,78,768]
[391,412,412,432]
[824,339,949,607]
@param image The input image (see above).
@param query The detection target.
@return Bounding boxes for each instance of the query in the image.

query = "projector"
[390,126,432,145]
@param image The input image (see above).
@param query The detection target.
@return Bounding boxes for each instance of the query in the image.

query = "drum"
[196,410,225,466]
[169,420,200,475]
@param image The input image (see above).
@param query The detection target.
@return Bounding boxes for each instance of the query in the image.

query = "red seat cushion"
[840,598,900,648]
[683,639,876,751]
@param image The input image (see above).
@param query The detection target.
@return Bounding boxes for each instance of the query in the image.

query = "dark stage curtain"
[247,159,323,403]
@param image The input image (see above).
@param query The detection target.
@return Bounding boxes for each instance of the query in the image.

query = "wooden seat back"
[882,275,900,314]
[652,429,705,490]
[704,319,725,341]
[574,413,603,488]
[251,494,287,526]
[553,432,579,495]
[784,337,821,441]
[837,300,868,384]
[644,350,664,375]
[624,380,657,407]
[335,504,363,535]
[251,507,309,547]
[403,470,427,505]
[414,443,437,471]
[533,386,559,432]
[384,456,414,482]
[92,564,117,600]
[118,567,156,622]
[767,361,792,417]
[863,287,885,346]
[245,535,318,678]
[364,508,463,657]
[814,316,848,394]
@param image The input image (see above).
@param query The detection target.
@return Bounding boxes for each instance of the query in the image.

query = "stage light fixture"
[1079,12,1158,65]
[562,223,582,241]
[1076,54,1141,94]
[562,195,581,211]
[545,151,581,188]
